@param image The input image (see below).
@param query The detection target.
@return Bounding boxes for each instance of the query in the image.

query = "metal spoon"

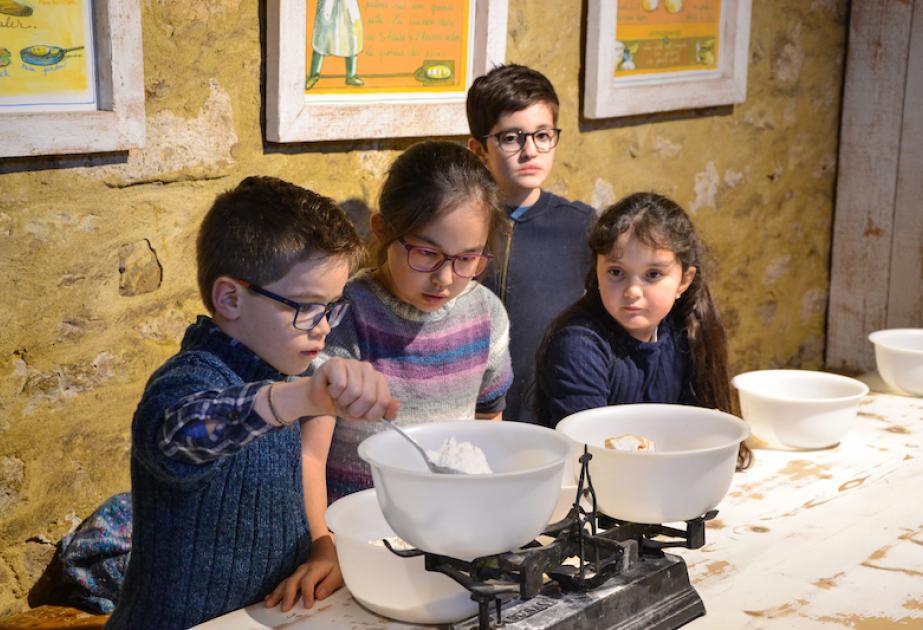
[378,419,466,475]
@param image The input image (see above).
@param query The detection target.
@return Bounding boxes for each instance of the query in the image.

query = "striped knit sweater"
[314,269,513,502]
[106,319,310,630]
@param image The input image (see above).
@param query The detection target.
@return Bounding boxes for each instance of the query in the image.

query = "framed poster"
[0,0,97,112]
[0,0,145,157]
[266,0,508,142]
[584,0,751,119]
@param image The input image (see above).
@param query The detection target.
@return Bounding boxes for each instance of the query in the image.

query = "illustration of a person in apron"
[307,0,364,90]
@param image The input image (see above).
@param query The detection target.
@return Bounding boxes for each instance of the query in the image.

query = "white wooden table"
[676,374,923,629]
[196,375,923,629]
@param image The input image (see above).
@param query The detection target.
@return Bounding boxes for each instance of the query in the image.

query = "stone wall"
[0,0,848,614]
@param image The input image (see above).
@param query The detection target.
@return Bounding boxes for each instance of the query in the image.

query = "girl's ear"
[369,212,388,242]
[212,276,244,321]
[678,265,697,298]
[467,137,489,165]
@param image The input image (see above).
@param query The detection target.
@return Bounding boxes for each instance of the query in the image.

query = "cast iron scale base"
[384,447,715,629]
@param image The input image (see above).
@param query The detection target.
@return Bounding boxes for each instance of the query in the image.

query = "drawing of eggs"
[21,45,61,65]
[665,0,683,13]
[425,64,452,80]
[414,60,455,85]
[0,48,11,68]
[642,0,658,10]
[20,45,83,66]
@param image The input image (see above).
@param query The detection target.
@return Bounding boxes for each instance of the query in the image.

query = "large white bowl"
[556,404,748,524]
[325,489,478,624]
[358,421,571,561]
[869,329,923,396]
[732,369,869,448]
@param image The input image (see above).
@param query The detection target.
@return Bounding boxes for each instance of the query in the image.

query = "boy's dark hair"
[373,140,508,265]
[466,64,560,141]
[197,176,363,313]
[535,192,752,470]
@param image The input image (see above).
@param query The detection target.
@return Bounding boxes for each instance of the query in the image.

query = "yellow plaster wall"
[0,0,848,614]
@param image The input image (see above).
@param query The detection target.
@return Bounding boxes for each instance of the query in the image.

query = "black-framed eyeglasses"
[481,128,562,154]
[397,237,492,279]
[238,279,350,331]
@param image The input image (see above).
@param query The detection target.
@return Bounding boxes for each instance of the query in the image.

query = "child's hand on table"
[263,535,343,612]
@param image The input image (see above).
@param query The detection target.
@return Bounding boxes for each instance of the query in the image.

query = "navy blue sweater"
[535,306,694,427]
[106,319,310,630]
[482,190,595,422]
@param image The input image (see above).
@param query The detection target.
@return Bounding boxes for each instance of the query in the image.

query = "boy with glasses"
[107,177,398,630]
[467,64,595,425]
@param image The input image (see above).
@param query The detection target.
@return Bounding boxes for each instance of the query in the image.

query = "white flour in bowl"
[426,436,493,474]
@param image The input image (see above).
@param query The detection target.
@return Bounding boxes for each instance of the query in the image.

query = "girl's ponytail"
[677,276,752,470]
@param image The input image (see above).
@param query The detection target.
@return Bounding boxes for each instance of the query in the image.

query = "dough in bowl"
[604,434,656,452]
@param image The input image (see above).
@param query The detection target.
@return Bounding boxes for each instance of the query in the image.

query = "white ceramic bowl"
[556,404,748,524]
[869,329,923,395]
[358,421,571,561]
[732,369,869,448]
[325,489,478,624]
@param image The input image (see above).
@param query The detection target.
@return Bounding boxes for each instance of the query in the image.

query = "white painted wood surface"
[265,0,508,143]
[674,378,923,628]
[196,379,923,629]
[583,0,751,119]
[827,0,923,371]
[0,0,146,157]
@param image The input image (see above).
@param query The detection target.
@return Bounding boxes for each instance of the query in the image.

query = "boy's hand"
[309,357,400,421]
[263,535,343,612]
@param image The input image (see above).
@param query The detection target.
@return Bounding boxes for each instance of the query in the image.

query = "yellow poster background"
[614,0,721,78]
[0,0,95,106]
[305,0,471,96]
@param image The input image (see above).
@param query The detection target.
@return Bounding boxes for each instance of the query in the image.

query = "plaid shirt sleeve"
[158,380,279,464]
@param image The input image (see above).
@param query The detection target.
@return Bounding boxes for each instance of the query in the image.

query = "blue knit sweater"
[481,190,596,423]
[535,306,695,427]
[106,318,310,630]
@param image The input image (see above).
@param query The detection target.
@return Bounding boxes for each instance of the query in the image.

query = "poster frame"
[266,0,508,142]
[584,0,751,119]
[0,0,146,158]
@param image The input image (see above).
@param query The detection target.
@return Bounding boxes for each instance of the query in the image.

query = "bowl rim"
[357,420,572,480]
[555,403,749,458]
[869,328,923,355]
[731,369,869,404]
